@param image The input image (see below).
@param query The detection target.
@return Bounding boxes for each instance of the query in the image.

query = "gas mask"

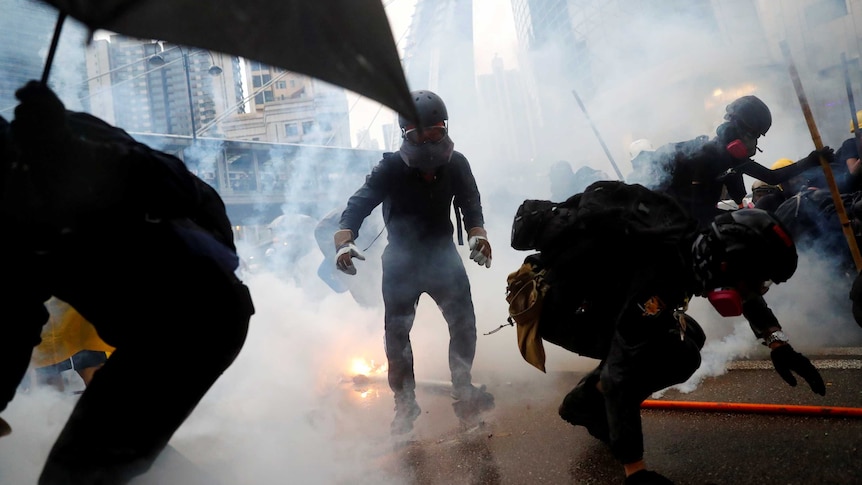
[706,287,744,317]
[399,128,454,174]
[718,122,758,159]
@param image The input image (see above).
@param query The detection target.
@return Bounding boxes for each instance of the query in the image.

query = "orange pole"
[642,399,862,418]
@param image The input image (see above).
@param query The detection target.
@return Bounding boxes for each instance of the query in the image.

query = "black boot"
[451,384,495,426]
[391,391,421,435]
[558,371,610,443]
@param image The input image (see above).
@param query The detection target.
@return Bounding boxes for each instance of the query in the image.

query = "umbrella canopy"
[37,0,418,124]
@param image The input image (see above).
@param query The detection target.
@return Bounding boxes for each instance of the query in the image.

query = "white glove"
[468,235,492,268]
[336,243,366,275]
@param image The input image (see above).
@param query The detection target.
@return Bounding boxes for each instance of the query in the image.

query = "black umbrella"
[36,0,418,123]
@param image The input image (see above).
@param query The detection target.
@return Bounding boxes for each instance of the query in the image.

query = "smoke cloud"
[3,1,862,483]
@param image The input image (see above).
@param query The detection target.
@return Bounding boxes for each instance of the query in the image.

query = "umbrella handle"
[41,12,67,85]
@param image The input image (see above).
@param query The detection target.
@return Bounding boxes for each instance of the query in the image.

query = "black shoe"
[391,394,421,435]
[451,384,495,423]
[558,372,610,443]
[624,469,674,484]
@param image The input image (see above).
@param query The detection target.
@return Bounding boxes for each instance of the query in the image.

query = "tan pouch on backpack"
[505,262,549,372]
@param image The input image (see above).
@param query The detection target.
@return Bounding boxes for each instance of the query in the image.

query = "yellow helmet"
[771,158,794,170]
[851,110,862,133]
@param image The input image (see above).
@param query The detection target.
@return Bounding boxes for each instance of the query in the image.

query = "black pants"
[38,253,254,485]
[381,242,476,396]
[599,321,703,464]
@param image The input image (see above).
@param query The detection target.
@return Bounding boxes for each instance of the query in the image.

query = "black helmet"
[693,209,797,290]
[724,95,771,137]
[398,90,448,130]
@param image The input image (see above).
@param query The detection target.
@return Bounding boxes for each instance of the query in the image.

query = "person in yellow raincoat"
[31,298,115,390]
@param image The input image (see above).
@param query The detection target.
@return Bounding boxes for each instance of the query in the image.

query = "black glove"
[770,344,826,395]
[799,146,834,169]
[12,80,69,147]
[624,469,674,485]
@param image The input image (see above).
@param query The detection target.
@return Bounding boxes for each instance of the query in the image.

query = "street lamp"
[149,47,222,140]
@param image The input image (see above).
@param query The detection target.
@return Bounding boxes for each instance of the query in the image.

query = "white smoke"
[5,1,862,483]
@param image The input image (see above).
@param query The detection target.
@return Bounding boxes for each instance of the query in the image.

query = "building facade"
[219,63,352,147]
[84,37,245,138]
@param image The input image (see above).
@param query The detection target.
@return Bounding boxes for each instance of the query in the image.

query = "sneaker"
[624,469,674,484]
[558,372,610,443]
[451,384,495,422]
[390,394,421,435]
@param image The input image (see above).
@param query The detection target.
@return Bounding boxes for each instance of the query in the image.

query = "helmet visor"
[404,124,447,145]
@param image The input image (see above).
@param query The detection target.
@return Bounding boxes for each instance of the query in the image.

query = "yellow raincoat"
[31,298,114,368]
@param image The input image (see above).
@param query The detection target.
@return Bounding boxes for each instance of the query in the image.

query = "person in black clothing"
[540,206,825,485]
[644,95,834,228]
[335,90,494,434]
[830,111,862,193]
[0,82,254,485]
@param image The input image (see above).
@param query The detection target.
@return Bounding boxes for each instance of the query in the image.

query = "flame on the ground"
[350,357,386,377]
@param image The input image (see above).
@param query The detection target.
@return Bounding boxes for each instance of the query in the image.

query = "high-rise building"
[401,0,478,143]
[219,61,352,147]
[0,0,89,115]
[85,36,245,138]
[476,55,537,165]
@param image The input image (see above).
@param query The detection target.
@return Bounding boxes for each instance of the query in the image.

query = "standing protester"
[335,90,494,434]
[0,82,254,485]
[644,95,833,228]
[528,184,825,483]
[549,160,608,201]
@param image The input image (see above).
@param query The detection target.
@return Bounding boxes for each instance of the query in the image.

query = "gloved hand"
[0,416,10,438]
[624,469,674,485]
[467,227,492,268]
[770,344,826,395]
[334,229,365,275]
[799,146,834,169]
[12,80,69,147]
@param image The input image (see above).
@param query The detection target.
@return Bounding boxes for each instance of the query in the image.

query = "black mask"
[399,135,455,173]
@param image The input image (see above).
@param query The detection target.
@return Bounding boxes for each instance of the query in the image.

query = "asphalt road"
[354,350,862,485]
[134,349,862,485]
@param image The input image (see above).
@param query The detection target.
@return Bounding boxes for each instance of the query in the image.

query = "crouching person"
[537,208,824,484]
[0,81,254,485]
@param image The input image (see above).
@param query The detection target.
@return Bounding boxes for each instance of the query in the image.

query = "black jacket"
[540,227,782,462]
[651,137,817,228]
[339,151,484,247]
[0,112,242,413]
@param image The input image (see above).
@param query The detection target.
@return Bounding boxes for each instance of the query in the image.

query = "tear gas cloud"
[3,0,862,483]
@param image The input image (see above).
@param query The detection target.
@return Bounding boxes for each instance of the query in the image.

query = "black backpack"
[511,180,698,258]
[505,181,698,370]
[68,111,235,251]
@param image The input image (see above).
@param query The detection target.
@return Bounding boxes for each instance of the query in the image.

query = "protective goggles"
[404,123,447,145]
[733,119,761,140]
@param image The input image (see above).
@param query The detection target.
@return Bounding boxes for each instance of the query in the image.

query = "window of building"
[285,123,299,137]
[805,0,847,26]
[264,91,274,102]
[302,121,316,134]
[252,75,262,88]
[276,80,286,89]
[254,93,264,105]
[262,74,272,85]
